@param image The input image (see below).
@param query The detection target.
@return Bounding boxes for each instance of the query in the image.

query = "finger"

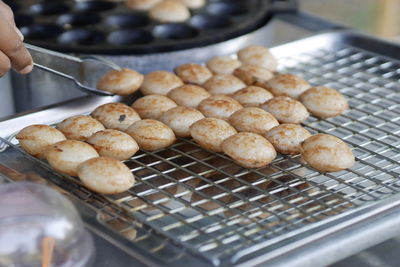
[14,25,24,41]
[0,1,14,24]
[0,1,23,40]
[0,50,11,77]
[0,14,32,74]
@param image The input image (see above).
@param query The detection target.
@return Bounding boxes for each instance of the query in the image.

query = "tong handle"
[25,43,84,63]
[25,43,119,96]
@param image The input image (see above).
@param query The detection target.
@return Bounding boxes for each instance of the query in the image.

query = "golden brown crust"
[141,71,183,95]
[78,157,135,194]
[91,102,141,131]
[56,115,105,141]
[126,119,176,151]
[167,84,211,108]
[260,96,309,124]
[228,107,279,134]
[16,125,66,158]
[232,86,273,107]
[160,106,205,137]
[198,95,243,120]
[190,118,237,152]
[301,133,355,172]
[222,132,276,168]
[45,140,99,176]
[264,124,311,155]
[262,73,310,99]
[97,68,144,96]
[131,95,177,119]
[237,45,278,72]
[175,63,212,85]
[233,64,274,86]
[299,86,348,118]
[203,74,246,95]
[87,129,139,160]
[206,55,242,75]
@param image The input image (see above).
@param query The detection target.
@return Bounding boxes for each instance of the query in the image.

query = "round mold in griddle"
[58,29,105,46]
[29,2,70,15]
[107,29,154,45]
[207,1,249,16]
[105,14,150,28]
[15,14,34,28]
[153,24,199,40]
[57,13,102,27]
[16,0,272,54]
[190,14,232,30]
[20,24,63,40]
[74,1,117,13]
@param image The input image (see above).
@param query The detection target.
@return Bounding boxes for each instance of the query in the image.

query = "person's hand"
[0,1,33,76]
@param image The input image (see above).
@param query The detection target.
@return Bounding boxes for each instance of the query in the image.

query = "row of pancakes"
[16,44,354,196]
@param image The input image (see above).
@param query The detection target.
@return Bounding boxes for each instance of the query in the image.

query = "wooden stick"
[42,236,55,267]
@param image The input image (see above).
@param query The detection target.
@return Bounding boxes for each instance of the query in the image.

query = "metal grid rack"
[2,31,400,266]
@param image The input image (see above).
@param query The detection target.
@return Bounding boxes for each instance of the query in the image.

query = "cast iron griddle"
[7,0,271,54]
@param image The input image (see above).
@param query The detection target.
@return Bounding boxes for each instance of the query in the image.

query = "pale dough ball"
[301,133,355,172]
[97,68,144,96]
[160,106,205,137]
[198,95,243,120]
[233,64,274,87]
[56,115,105,141]
[45,140,99,176]
[141,71,183,95]
[175,63,212,85]
[172,0,205,9]
[206,55,242,75]
[149,0,190,23]
[91,102,141,131]
[263,73,310,99]
[232,86,273,107]
[167,84,211,108]
[237,45,278,72]
[126,119,176,151]
[190,118,237,152]
[78,157,135,194]
[264,124,311,155]
[299,86,348,118]
[16,125,66,158]
[228,107,279,134]
[87,129,139,160]
[222,132,276,168]
[203,74,246,95]
[125,0,161,10]
[260,96,309,124]
[131,95,177,119]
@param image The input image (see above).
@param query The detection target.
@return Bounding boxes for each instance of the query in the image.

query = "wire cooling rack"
[2,31,400,266]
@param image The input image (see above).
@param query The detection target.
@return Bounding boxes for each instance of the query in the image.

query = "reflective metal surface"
[2,30,400,266]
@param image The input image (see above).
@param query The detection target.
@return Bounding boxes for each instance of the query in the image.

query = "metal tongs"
[25,43,123,96]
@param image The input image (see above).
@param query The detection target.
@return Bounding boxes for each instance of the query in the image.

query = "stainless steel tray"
[2,30,400,266]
